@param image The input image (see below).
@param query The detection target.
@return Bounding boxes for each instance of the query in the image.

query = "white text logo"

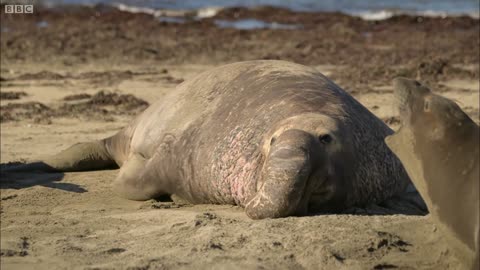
[5,5,34,13]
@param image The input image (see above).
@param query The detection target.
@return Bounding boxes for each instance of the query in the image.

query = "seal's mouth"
[306,174,339,214]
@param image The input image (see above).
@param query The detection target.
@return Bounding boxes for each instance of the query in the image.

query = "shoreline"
[2,5,478,95]
[108,3,480,21]
[4,0,479,19]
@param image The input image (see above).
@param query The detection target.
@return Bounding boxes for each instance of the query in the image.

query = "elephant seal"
[385,77,479,269]
[7,60,412,219]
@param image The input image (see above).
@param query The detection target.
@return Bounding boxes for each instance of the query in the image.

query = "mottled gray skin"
[8,61,411,219]
[385,78,479,270]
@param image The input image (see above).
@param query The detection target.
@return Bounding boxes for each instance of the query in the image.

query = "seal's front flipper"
[378,183,428,215]
[3,140,117,173]
[245,129,315,219]
[112,153,166,201]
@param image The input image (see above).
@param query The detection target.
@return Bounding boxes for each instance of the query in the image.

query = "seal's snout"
[392,77,414,113]
[392,77,416,98]
[392,77,430,97]
[392,77,431,115]
[392,77,413,88]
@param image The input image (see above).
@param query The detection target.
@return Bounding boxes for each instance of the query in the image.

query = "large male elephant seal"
[8,60,412,219]
[385,78,479,270]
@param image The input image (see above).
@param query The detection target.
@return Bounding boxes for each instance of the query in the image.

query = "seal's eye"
[424,100,430,112]
[319,134,332,144]
[270,137,276,146]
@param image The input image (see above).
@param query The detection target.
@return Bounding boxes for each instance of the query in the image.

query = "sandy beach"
[1,4,479,269]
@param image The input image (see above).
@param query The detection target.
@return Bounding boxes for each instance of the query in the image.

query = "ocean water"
[38,0,479,17]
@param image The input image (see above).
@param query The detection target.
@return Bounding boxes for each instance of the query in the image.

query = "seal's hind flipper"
[3,140,117,173]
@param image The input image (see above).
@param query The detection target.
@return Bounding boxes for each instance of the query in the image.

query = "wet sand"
[1,5,479,270]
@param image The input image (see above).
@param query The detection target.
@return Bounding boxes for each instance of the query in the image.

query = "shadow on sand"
[0,162,87,193]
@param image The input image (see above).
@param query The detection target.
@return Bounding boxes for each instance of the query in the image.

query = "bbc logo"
[5,5,34,14]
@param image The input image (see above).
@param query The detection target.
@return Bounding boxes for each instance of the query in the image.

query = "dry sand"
[1,5,479,270]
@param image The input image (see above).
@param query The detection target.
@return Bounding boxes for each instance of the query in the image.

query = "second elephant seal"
[386,77,479,269]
